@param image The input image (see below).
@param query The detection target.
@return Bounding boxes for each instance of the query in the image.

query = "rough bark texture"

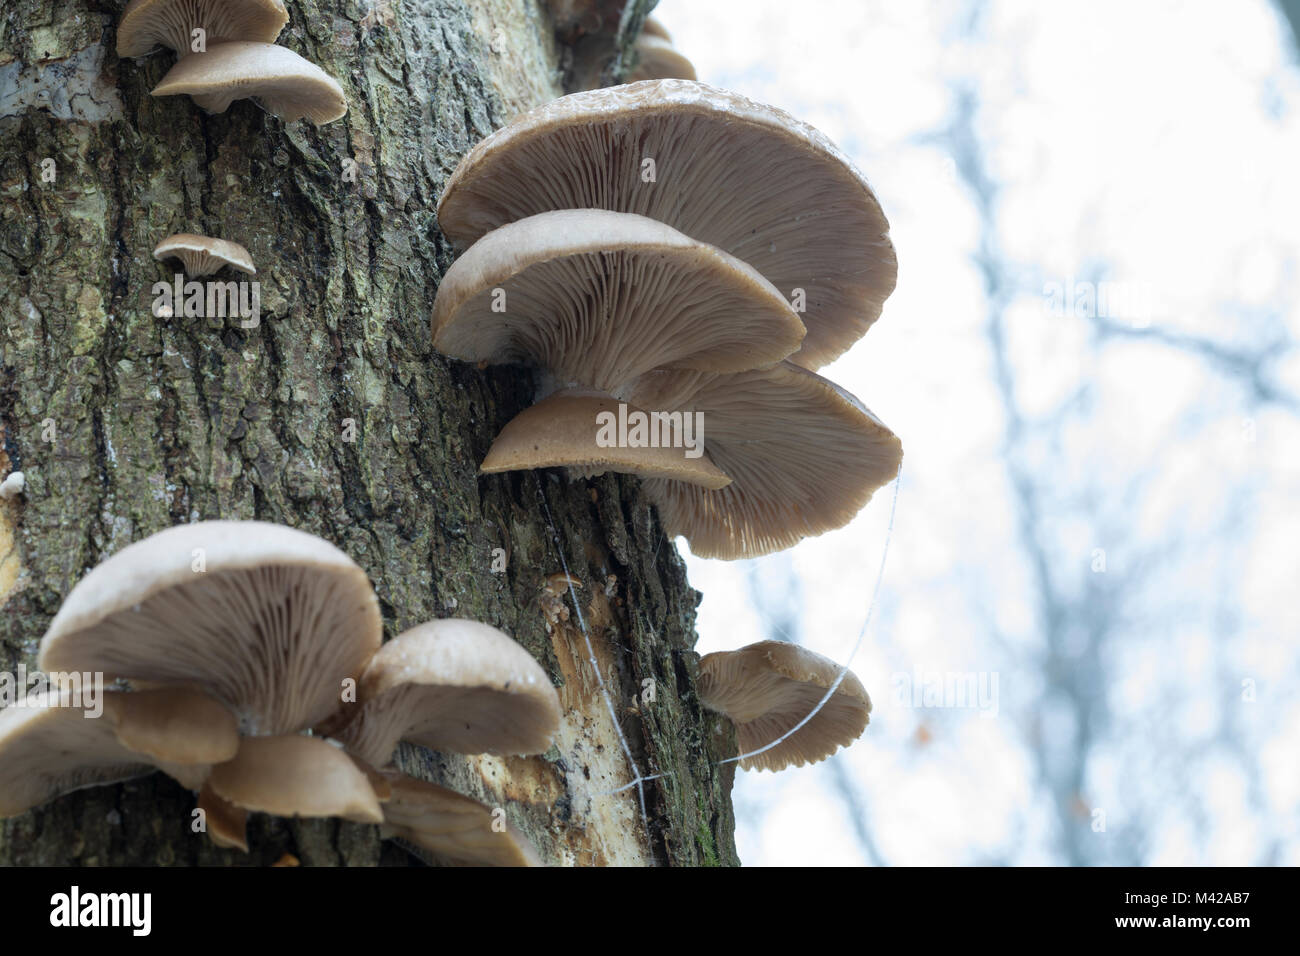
[0,0,738,867]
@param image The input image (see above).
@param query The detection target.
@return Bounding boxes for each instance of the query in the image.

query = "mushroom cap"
[480,389,732,489]
[697,640,872,772]
[436,79,896,369]
[627,35,696,83]
[100,686,239,767]
[153,232,256,277]
[324,619,562,768]
[117,0,289,58]
[0,692,151,817]
[151,40,348,124]
[196,779,250,851]
[0,687,239,817]
[432,209,805,392]
[626,362,901,558]
[38,520,382,736]
[641,16,672,41]
[380,772,543,867]
[207,734,384,823]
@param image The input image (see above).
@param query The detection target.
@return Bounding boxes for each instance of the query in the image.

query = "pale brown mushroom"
[196,780,250,851]
[153,233,256,277]
[320,619,562,769]
[697,640,872,772]
[0,687,239,817]
[100,686,240,790]
[151,40,348,124]
[627,35,696,83]
[625,361,901,558]
[117,0,289,58]
[432,209,805,393]
[207,734,384,824]
[380,771,543,867]
[437,79,895,369]
[641,16,671,42]
[38,520,382,736]
[480,388,731,489]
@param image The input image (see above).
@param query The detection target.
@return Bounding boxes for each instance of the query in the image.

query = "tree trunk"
[0,0,737,867]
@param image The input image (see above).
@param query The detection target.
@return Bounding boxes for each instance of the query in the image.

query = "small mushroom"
[38,520,382,736]
[480,388,732,488]
[437,79,896,369]
[117,0,289,59]
[432,209,805,392]
[153,233,256,277]
[640,17,672,42]
[100,686,240,788]
[380,771,543,867]
[627,361,902,558]
[151,40,348,124]
[207,734,384,824]
[196,780,250,851]
[697,640,872,772]
[319,619,562,768]
[627,35,696,83]
[0,687,239,817]
[0,471,24,500]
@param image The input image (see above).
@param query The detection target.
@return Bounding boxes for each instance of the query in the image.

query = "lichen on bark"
[0,0,736,866]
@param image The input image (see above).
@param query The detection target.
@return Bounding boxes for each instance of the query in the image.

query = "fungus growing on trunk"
[153,233,256,277]
[380,771,543,867]
[319,619,562,769]
[479,389,731,489]
[0,687,239,816]
[432,209,805,389]
[38,520,382,736]
[151,41,348,124]
[697,640,872,771]
[117,0,289,58]
[206,734,385,825]
[437,79,895,369]
[626,362,902,558]
[626,35,696,83]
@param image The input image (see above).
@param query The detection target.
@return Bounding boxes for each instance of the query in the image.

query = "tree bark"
[0,0,737,867]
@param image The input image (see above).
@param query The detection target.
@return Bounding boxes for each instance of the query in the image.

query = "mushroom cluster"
[432,77,902,558]
[117,0,347,124]
[0,521,559,866]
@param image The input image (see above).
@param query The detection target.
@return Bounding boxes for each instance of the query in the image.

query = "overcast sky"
[654,0,1300,865]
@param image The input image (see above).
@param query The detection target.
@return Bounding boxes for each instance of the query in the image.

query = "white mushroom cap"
[153,233,256,277]
[151,40,348,124]
[0,687,239,817]
[437,79,895,369]
[697,641,872,772]
[380,771,543,867]
[38,520,382,736]
[322,619,562,768]
[207,734,384,824]
[117,0,289,58]
[480,388,732,489]
[432,209,805,393]
[627,362,902,558]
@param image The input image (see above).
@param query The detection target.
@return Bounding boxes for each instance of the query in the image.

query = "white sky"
[654,0,1300,865]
